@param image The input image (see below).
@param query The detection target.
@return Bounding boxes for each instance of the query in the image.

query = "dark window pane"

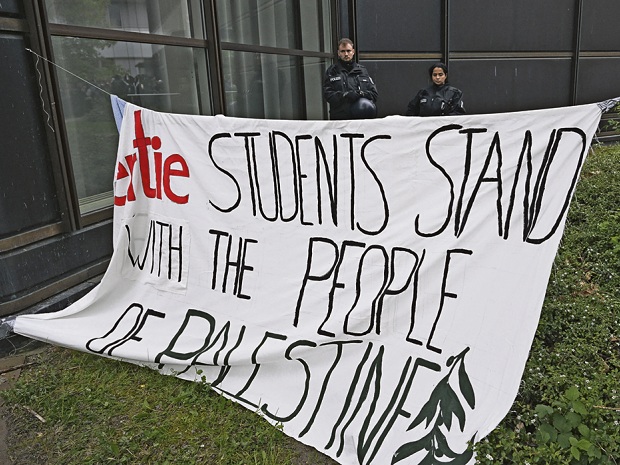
[356,0,441,52]
[450,0,575,52]
[451,59,573,114]
[577,58,620,104]
[361,60,434,117]
[0,34,60,237]
[580,0,620,51]
[0,1,21,15]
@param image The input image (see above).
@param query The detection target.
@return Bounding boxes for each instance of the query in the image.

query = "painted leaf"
[458,359,475,409]
[448,448,474,465]
[418,452,441,465]
[417,451,438,465]
[441,384,466,431]
[434,428,459,459]
[408,382,444,430]
[391,432,432,464]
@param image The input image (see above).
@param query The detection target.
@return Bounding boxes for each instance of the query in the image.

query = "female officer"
[406,63,465,116]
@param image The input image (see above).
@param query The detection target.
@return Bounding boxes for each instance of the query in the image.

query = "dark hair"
[428,62,448,78]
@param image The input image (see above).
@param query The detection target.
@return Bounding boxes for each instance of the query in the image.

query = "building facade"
[350,0,620,116]
[1,0,619,322]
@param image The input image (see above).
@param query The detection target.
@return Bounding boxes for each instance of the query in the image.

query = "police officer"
[323,38,378,120]
[406,63,465,116]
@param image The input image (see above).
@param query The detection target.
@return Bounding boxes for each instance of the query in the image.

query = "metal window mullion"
[47,22,208,48]
[29,0,80,230]
[443,0,450,67]
[204,0,224,114]
[291,1,307,118]
[570,0,584,106]
[220,41,331,58]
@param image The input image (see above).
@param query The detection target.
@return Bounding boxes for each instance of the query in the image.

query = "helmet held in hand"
[350,97,377,119]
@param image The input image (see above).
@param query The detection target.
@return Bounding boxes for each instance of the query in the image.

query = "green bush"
[474,143,620,464]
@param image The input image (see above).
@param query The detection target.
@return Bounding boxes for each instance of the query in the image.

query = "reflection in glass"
[222,51,329,120]
[299,0,332,53]
[303,57,329,120]
[51,36,211,213]
[45,0,205,39]
[217,0,331,52]
[0,36,60,237]
[0,0,21,15]
[222,51,302,119]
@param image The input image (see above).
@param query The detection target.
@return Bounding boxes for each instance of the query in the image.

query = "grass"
[2,142,620,464]
[1,347,337,465]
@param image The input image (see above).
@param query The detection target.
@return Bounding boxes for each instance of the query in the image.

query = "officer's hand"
[344,91,360,102]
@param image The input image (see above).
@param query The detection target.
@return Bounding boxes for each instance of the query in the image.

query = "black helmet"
[350,97,377,119]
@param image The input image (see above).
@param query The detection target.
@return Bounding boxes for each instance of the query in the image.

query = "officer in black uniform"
[323,38,378,120]
[406,63,465,116]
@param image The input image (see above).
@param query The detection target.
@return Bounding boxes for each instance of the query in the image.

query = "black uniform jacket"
[323,60,378,120]
[406,83,465,116]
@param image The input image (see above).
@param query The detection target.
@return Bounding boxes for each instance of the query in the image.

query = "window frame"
[215,0,336,120]
[8,0,339,236]
[42,2,215,227]
[0,2,72,252]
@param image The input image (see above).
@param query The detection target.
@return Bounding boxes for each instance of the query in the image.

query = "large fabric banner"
[13,99,603,464]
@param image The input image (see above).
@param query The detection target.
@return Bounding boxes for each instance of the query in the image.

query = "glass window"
[217,0,331,52]
[217,0,295,48]
[0,35,60,237]
[357,0,441,52]
[0,1,21,15]
[299,0,331,53]
[51,36,211,214]
[221,51,329,120]
[302,57,329,120]
[222,51,302,119]
[581,0,620,51]
[45,0,205,39]
[450,0,575,52]
[217,0,333,120]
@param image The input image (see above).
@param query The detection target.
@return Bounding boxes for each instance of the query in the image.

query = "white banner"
[14,99,602,465]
